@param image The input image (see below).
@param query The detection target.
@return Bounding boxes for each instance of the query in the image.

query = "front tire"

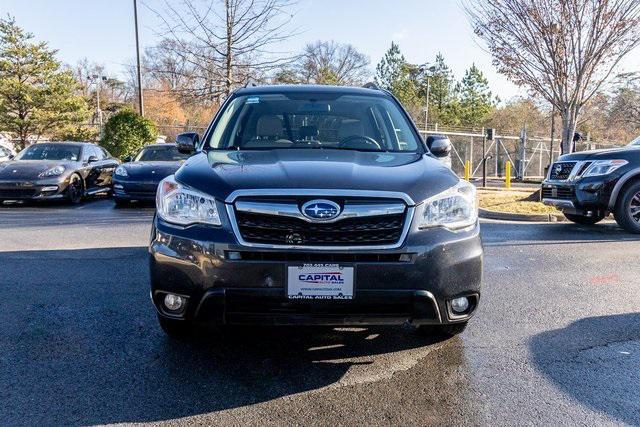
[563,212,605,225]
[418,322,468,338]
[614,180,640,234]
[66,174,84,205]
[157,315,194,340]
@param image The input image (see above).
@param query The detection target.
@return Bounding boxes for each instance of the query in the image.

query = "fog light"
[227,251,242,260]
[41,186,58,192]
[164,294,185,311]
[450,297,469,313]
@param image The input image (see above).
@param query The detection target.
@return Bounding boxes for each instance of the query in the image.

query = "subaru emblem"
[301,199,341,221]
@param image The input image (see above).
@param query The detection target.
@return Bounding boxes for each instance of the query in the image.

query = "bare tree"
[465,0,640,153]
[283,40,370,85]
[144,0,298,100]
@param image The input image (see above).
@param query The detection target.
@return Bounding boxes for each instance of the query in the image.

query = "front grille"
[123,182,159,193]
[549,162,577,180]
[542,186,574,200]
[0,188,36,198]
[236,211,405,246]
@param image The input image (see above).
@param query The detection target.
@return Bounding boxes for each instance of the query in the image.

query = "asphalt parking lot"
[1,199,639,426]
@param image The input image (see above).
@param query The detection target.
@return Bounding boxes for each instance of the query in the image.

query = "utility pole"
[424,77,431,131]
[549,104,556,166]
[133,0,144,116]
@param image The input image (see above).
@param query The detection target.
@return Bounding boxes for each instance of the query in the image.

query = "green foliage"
[100,110,158,158]
[0,17,89,150]
[52,124,99,142]
[456,64,495,127]
[375,43,421,115]
[376,45,496,127]
[421,53,456,124]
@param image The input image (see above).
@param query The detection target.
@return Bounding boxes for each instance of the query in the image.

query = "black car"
[0,142,118,204]
[112,143,191,206]
[149,84,483,339]
[542,136,640,233]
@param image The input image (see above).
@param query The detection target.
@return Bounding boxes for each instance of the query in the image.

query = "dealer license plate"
[287,264,354,300]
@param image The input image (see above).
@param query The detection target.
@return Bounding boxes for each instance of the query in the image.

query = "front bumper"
[149,215,483,326]
[0,179,68,200]
[112,179,158,201]
[541,174,620,214]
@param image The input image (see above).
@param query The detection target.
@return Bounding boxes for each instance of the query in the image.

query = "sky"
[3,0,639,103]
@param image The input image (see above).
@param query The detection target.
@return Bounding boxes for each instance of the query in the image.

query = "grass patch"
[478,189,561,215]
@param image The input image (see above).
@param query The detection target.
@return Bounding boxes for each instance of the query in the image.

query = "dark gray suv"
[149,85,483,339]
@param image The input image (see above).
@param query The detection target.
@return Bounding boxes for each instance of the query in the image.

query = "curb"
[479,208,565,222]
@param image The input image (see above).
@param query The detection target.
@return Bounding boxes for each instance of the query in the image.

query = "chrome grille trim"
[225,189,415,205]
[546,160,591,182]
[235,200,406,223]
[225,189,415,250]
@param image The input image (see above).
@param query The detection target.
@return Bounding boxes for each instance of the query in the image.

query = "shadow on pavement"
[481,220,640,246]
[0,198,154,228]
[0,246,459,425]
[529,313,640,425]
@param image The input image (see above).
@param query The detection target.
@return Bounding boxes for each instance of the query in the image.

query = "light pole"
[133,0,144,116]
[420,64,437,131]
[88,74,107,129]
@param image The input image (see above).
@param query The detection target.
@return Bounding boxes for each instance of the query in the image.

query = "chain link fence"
[419,124,623,180]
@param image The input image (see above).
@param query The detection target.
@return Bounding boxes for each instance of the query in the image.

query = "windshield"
[134,145,190,161]
[204,93,423,152]
[17,144,81,161]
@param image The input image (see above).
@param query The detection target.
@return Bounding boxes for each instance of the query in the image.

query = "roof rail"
[363,82,380,90]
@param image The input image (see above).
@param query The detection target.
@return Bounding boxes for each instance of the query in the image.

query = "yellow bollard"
[464,160,471,181]
[505,161,511,189]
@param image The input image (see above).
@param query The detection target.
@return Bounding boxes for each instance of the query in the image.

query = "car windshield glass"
[135,146,190,161]
[204,93,423,152]
[17,144,81,161]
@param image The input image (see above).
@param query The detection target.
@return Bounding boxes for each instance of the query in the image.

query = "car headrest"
[299,125,319,139]
[256,115,284,138]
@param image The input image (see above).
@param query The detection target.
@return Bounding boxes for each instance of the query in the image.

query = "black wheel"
[614,180,640,234]
[66,174,84,204]
[157,315,194,340]
[563,212,605,225]
[417,322,468,338]
[114,198,130,208]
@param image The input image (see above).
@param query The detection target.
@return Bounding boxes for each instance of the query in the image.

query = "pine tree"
[456,64,495,127]
[375,43,420,116]
[0,17,88,149]
[420,52,456,125]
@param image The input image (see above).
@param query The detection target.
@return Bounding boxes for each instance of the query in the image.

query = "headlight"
[39,165,65,178]
[419,180,477,230]
[114,165,129,177]
[582,159,628,177]
[156,175,221,226]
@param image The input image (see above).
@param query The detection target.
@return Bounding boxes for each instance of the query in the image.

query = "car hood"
[123,161,183,179]
[559,145,640,161]
[174,149,459,205]
[0,160,77,180]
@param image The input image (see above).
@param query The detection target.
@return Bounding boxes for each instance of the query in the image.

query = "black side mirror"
[176,132,200,154]
[426,135,452,158]
[123,156,133,163]
[8,154,14,160]
[87,155,99,163]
